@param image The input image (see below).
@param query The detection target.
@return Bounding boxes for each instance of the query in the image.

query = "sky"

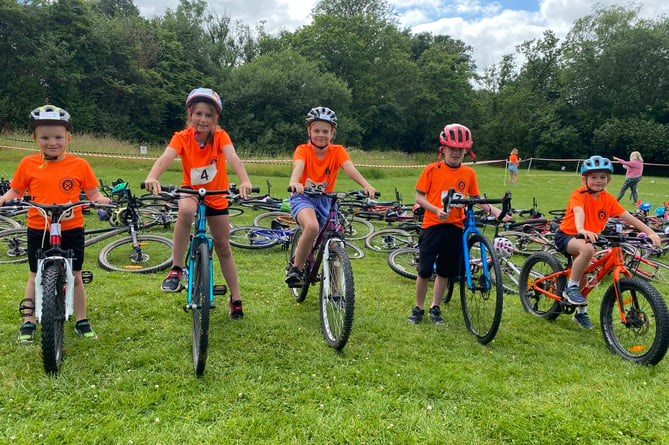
[132,0,669,73]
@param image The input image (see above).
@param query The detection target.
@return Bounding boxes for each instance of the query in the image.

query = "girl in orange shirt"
[508,148,520,186]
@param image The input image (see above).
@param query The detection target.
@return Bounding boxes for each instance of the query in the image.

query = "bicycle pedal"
[213,285,227,296]
[81,270,93,284]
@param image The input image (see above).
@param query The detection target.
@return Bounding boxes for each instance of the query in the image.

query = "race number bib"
[190,164,218,185]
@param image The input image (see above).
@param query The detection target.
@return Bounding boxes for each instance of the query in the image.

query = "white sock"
[567,279,579,288]
[577,306,587,314]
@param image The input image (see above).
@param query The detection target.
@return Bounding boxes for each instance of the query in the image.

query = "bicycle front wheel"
[229,226,280,249]
[41,264,66,374]
[191,242,212,376]
[340,216,374,241]
[253,211,294,228]
[320,239,355,350]
[98,235,173,273]
[387,247,420,280]
[600,277,669,365]
[0,228,29,265]
[460,234,504,344]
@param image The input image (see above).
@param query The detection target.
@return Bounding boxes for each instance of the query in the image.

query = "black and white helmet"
[306,106,337,128]
[29,105,73,132]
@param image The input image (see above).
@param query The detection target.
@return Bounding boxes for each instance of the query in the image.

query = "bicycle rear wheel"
[387,247,420,280]
[460,234,503,344]
[254,211,294,228]
[229,226,280,249]
[41,264,66,374]
[518,252,564,320]
[0,214,21,231]
[288,228,310,303]
[600,277,669,365]
[365,228,415,252]
[0,228,29,265]
[191,242,211,376]
[98,235,173,273]
[319,239,355,350]
[340,216,374,241]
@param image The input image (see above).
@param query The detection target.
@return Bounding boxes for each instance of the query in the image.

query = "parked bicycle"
[519,233,669,365]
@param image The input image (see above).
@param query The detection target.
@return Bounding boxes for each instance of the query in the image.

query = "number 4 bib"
[190,164,218,185]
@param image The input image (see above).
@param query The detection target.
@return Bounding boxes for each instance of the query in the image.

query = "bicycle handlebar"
[2,198,115,213]
[141,183,260,197]
[442,188,512,222]
[287,187,381,199]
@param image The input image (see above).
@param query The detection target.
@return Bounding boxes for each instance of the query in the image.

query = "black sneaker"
[285,265,303,288]
[17,322,36,343]
[407,306,425,324]
[74,319,98,339]
[161,269,184,292]
[429,306,445,325]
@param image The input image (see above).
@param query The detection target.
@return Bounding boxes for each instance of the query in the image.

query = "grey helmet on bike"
[306,107,337,128]
[29,105,73,132]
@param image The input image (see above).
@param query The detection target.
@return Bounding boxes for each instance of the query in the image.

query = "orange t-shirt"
[509,154,519,166]
[415,162,480,229]
[559,187,626,235]
[168,127,233,209]
[10,154,99,230]
[293,144,351,192]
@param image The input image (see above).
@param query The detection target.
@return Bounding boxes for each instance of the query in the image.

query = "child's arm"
[0,187,25,206]
[618,211,662,248]
[222,144,252,198]
[342,160,375,198]
[143,147,178,195]
[573,206,599,243]
[84,187,111,205]
[288,159,306,194]
[415,190,448,221]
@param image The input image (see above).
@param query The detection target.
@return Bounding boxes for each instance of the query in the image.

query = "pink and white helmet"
[493,237,514,258]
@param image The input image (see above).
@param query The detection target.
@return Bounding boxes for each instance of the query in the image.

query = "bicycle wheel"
[600,277,669,365]
[319,239,355,350]
[518,252,564,320]
[0,228,29,265]
[344,240,365,259]
[41,264,66,374]
[254,211,294,228]
[460,234,504,344]
[227,206,244,217]
[98,235,173,273]
[0,214,21,231]
[365,228,415,252]
[229,226,279,249]
[388,247,420,280]
[340,216,374,241]
[629,256,669,287]
[498,257,522,295]
[191,242,211,376]
[288,228,310,303]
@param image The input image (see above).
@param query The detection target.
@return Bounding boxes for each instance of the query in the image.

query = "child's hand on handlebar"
[236,182,253,199]
[143,178,161,196]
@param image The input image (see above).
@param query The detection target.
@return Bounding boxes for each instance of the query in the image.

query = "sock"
[577,306,587,314]
[567,279,579,288]
[171,265,183,272]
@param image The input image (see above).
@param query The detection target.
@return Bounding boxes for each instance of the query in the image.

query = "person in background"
[508,148,520,186]
[613,151,644,203]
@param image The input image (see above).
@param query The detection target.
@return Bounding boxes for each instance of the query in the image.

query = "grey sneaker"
[573,312,594,330]
[285,265,303,288]
[407,306,425,324]
[563,286,587,306]
[429,306,445,325]
[17,322,36,343]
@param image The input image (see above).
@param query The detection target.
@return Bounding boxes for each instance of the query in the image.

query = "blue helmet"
[581,155,613,175]
[638,201,652,212]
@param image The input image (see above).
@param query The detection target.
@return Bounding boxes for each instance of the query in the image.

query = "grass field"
[1,138,669,444]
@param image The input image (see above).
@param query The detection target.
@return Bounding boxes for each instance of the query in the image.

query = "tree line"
[0,0,667,170]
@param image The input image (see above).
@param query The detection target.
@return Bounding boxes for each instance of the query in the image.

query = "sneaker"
[429,306,445,325]
[161,269,184,292]
[17,322,36,343]
[74,319,98,339]
[229,300,244,320]
[407,306,425,324]
[285,265,303,288]
[573,312,594,330]
[563,286,587,306]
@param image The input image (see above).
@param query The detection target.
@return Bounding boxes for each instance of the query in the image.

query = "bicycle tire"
[630,256,669,287]
[518,252,564,319]
[0,228,29,265]
[229,226,280,249]
[98,235,174,273]
[498,257,522,295]
[288,228,310,303]
[600,277,669,365]
[365,228,415,252]
[340,216,374,241]
[319,239,355,350]
[344,240,365,260]
[388,247,420,280]
[41,264,66,374]
[460,234,504,345]
[0,214,21,231]
[227,206,244,217]
[254,211,294,228]
[191,242,211,376]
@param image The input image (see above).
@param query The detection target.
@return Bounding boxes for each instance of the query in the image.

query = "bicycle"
[440,188,512,344]
[3,198,113,374]
[147,183,259,376]
[287,188,378,350]
[518,233,669,365]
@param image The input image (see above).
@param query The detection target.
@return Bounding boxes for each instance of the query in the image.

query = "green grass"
[1,138,669,444]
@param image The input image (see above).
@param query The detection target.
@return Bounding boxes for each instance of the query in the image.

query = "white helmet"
[493,237,514,258]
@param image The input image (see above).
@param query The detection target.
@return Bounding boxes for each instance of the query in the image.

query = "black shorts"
[205,206,229,217]
[417,223,463,279]
[553,229,574,254]
[27,227,85,272]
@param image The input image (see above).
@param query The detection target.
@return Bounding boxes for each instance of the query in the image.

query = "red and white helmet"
[493,237,514,258]
[439,123,473,149]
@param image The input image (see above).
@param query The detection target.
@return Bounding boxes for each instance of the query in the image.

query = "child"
[408,123,507,325]
[508,148,520,186]
[143,88,253,319]
[613,151,644,203]
[0,105,111,342]
[554,155,661,329]
[285,106,375,287]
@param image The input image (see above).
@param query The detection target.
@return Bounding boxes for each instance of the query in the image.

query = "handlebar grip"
[140,182,176,192]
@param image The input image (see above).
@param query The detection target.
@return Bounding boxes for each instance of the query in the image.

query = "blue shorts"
[290,193,331,228]
[418,223,463,279]
[508,164,519,174]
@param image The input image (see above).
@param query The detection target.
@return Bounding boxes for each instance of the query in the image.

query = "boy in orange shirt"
[409,124,507,324]
[285,107,375,287]
[143,88,253,319]
[555,155,661,329]
[0,105,111,342]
